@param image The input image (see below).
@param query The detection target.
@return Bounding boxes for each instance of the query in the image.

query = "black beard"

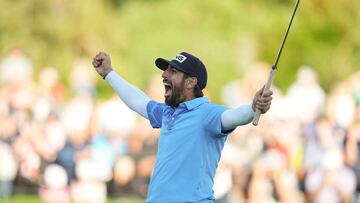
[165,79,185,108]
[165,86,181,107]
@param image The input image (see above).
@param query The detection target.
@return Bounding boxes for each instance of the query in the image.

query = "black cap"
[155,52,207,90]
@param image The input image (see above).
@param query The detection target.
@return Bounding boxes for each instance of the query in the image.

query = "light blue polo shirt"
[145,97,232,203]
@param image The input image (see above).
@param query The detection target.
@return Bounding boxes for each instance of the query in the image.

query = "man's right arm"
[105,70,150,119]
[92,51,150,119]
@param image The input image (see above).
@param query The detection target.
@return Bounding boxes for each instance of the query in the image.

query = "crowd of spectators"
[1,49,360,203]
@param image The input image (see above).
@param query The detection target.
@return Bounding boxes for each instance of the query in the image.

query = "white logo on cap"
[174,54,187,63]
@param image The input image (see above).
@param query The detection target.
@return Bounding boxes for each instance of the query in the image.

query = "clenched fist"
[92,51,113,79]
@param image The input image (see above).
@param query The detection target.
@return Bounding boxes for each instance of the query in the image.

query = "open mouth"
[163,82,172,97]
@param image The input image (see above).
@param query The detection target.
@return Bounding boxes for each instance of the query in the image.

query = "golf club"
[252,0,300,126]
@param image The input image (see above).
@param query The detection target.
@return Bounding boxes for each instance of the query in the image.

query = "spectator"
[0,141,18,198]
[96,95,137,138]
[344,122,360,202]
[37,66,65,109]
[287,65,326,123]
[70,159,107,203]
[327,81,356,128]
[0,48,33,86]
[305,149,356,203]
[113,155,136,192]
[38,164,71,203]
[70,58,96,96]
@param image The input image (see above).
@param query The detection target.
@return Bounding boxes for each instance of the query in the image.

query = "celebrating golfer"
[92,51,272,203]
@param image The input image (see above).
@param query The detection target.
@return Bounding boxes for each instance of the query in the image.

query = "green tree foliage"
[0,0,359,101]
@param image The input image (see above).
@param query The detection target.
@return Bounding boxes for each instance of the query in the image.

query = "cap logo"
[174,54,187,63]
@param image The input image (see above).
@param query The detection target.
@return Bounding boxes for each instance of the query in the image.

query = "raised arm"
[92,52,150,119]
[221,86,272,131]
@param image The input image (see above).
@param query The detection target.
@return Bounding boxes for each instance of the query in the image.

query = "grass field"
[1,195,145,203]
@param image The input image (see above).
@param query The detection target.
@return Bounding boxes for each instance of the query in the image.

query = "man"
[92,51,272,203]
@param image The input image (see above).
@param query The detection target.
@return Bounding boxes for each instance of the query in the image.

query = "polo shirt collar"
[180,97,209,110]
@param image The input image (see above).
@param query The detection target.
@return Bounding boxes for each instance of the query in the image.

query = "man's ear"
[186,77,197,89]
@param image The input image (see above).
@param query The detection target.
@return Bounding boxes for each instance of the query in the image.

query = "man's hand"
[252,86,273,114]
[92,51,113,79]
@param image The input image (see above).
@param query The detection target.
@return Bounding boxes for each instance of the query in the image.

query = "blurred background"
[0,0,360,202]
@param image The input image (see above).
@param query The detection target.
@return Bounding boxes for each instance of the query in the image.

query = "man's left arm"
[221,86,273,131]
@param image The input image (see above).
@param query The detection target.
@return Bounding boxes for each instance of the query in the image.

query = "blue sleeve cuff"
[146,100,163,128]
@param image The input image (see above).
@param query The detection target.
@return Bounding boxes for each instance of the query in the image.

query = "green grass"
[1,195,145,203]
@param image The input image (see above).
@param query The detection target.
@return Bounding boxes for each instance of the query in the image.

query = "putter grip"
[252,68,277,126]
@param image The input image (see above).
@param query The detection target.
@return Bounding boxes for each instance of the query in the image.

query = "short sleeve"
[203,104,232,138]
[146,100,166,128]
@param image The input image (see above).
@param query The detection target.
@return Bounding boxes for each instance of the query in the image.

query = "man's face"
[162,66,186,107]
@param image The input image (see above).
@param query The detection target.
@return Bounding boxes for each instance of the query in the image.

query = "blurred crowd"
[1,49,360,203]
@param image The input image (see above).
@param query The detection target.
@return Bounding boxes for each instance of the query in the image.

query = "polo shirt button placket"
[167,116,175,131]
